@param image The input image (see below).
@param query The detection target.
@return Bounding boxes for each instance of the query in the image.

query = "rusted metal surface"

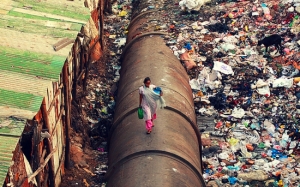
[0,135,20,186]
[106,0,205,184]
[126,10,157,31]
[3,142,34,187]
[125,12,165,43]
[106,8,205,185]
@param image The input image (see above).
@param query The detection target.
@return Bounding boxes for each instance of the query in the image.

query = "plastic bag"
[138,107,144,119]
[189,79,200,90]
[264,120,275,134]
[238,170,269,181]
[272,78,293,88]
[231,107,245,118]
[119,10,128,17]
[220,43,236,51]
[213,61,234,75]
[257,85,270,96]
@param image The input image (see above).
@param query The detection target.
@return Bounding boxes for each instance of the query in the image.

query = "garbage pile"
[160,0,300,186]
[84,0,133,186]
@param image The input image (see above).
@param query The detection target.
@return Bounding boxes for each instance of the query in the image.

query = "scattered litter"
[96,0,300,185]
[158,0,300,185]
[206,23,229,33]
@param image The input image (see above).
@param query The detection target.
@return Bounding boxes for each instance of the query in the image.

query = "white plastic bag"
[221,43,236,51]
[272,78,293,88]
[257,86,270,96]
[189,79,200,90]
[213,61,234,75]
[264,120,275,134]
[231,107,245,118]
[222,35,239,44]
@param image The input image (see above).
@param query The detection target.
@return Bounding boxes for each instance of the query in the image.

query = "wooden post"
[99,1,104,50]
[28,147,58,183]
[80,46,84,75]
[63,62,71,169]
[78,46,85,87]
[104,0,112,14]
[83,58,91,92]
[32,120,42,187]
[41,99,55,187]
[72,42,78,100]
[42,168,49,187]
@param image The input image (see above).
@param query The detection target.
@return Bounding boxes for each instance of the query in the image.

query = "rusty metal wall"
[106,4,205,186]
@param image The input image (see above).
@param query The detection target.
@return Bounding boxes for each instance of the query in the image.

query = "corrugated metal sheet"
[0,0,91,185]
[0,135,21,186]
[0,0,90,119]
[0,118,25,135]
[0,118,26,187]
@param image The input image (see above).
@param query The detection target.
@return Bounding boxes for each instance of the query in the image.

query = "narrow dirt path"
[60,2,132,187]
[60,57,110,187]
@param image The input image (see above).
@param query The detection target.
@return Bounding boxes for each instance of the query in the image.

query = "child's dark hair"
[144,77,151,84]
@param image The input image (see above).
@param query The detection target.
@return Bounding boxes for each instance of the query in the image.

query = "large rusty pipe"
[106,1,205,187]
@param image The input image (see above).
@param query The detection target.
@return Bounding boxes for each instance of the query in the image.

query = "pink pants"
[145,114,156,131]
